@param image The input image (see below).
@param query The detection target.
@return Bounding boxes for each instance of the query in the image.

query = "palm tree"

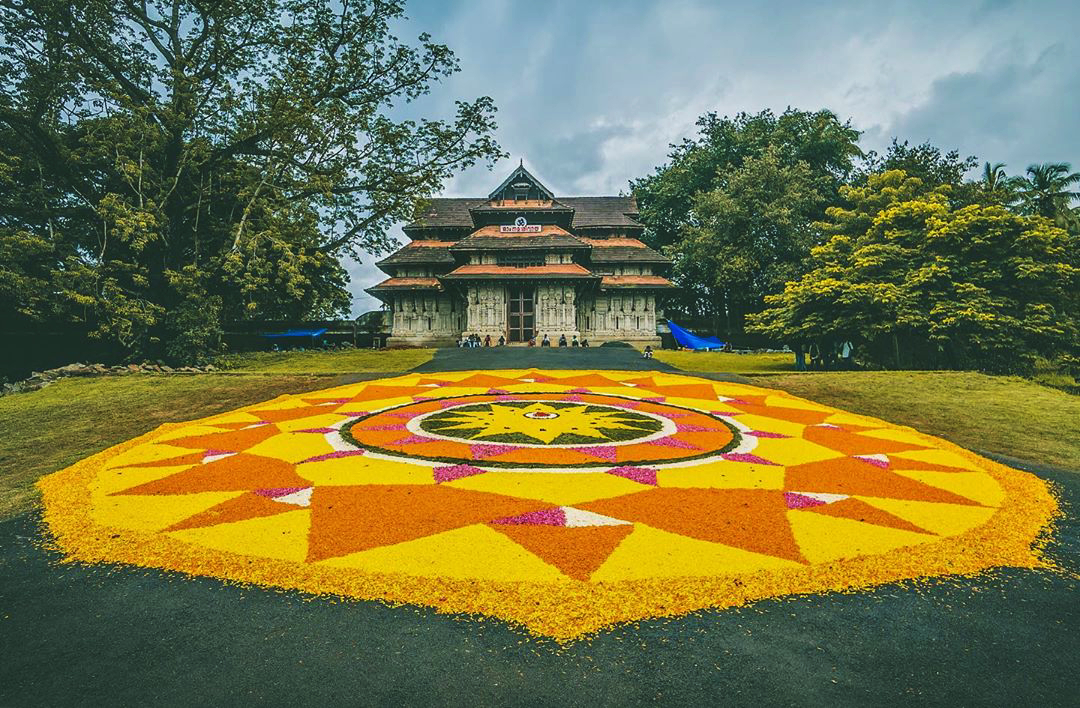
[982,162,1008,191]
[980,161,1021,207]
[1015,162,1080,227]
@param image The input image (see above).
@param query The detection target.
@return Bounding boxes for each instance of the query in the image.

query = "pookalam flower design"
[38,369,1058,640]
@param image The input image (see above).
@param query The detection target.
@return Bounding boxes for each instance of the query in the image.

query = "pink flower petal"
[573,445,617,461]
[299,449,366,464]
[470,443,517,459]
[491,508,566,526]
[647,436,700,450]
[392,434,439,445]
[721,452,778,466]
[254,486,308,498]
[433,464,486,484]
[606,466,658,486]
[784,492,827,509]
[675,423,719,432]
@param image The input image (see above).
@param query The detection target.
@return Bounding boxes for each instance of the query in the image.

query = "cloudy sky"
[347,0,1080,314]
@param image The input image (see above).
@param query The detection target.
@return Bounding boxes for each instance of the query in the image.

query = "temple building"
[367,163,674,347]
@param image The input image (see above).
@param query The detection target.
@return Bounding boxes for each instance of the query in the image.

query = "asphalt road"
[2,357,1077,706]
[412,343,679,372]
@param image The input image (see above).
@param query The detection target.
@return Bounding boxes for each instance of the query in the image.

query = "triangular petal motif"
[306,485,550,562]
[114,453,308,495]
[489,524,634,581]
[785,457,983,506]
[581,488,807,563]
[165,492,297,531]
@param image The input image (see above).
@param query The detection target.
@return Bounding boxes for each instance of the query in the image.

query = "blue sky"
[347,0,1080,313]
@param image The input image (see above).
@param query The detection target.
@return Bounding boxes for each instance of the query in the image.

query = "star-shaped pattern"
[40,369,1056,640]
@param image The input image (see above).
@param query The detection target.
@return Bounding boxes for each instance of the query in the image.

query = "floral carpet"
[39,370,1058,640]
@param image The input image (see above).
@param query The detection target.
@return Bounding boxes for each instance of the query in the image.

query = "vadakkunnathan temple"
[368,163,674,347]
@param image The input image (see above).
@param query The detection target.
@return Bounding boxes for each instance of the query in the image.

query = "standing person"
[558,334,567,347]
[484,334,492,347]
[792,342,806,371]
[840,340,855,369]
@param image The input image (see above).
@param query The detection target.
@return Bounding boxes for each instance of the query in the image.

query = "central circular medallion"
[419,400,665,446]
[340,392,740,468]
[523,409,559,420]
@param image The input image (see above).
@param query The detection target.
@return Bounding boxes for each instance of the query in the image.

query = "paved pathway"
[412,344,677,372]
[1,358,1077,706]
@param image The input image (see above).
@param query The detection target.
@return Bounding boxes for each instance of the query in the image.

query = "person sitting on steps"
[541,334,550,347]
[571,335,579,347]
[642,345,653,359]
[558,334,568,347]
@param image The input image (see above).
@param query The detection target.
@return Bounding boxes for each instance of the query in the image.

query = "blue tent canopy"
[667,321,725,350]
[259,328,328,339]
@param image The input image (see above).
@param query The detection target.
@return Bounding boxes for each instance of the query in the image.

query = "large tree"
[0,0,502,362]
[630,108,862,335]
[748,170,1079,373]
[666,147,826,336]
[632,108,862,252]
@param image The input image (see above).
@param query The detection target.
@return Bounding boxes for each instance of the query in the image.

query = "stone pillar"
[463,283,506,342]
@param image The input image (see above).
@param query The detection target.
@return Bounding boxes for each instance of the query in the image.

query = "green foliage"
[631,109,862,250]
[748,170,1080,374]
[667,147,828,334]
[1014,162,1080,232]
[0,0,502,363]
[631,108,862,333]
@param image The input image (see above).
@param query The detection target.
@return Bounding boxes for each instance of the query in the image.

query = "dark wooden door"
[507,286,535,342]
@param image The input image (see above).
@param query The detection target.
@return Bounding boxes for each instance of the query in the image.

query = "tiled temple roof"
[442,264,596,280]
[365,277,443,292]
[451,225,588,251]
[375,241,455,267]
[581,238,670,264]
[599,275,676,289]
[404,197,642,231]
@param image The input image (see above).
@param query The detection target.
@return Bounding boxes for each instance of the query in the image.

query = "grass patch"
[0,374,334,520]
[217,348,435,373]
[653,350,796,373]
[760,371,1080,470]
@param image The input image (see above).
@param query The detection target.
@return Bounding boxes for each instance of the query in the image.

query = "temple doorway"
[507,286,535,343]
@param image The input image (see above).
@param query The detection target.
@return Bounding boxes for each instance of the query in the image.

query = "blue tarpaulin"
[259,328,328,339]
[667,321,725,350]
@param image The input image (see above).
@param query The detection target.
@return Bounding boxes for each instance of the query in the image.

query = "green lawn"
[217,347,435,373]
[758,371,1080,469]
[653,350,796,373]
